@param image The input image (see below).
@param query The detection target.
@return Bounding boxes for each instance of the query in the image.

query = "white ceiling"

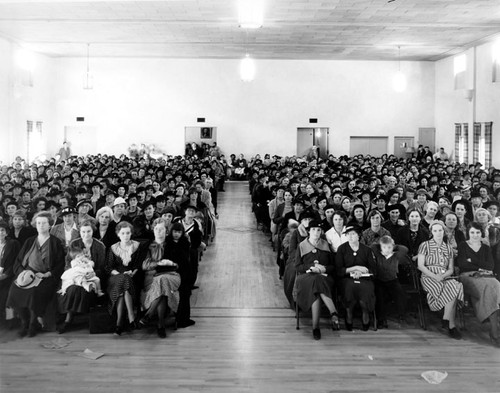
[0,0,499,61]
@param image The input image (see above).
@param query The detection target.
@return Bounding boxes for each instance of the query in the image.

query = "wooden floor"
[1,181,499,392]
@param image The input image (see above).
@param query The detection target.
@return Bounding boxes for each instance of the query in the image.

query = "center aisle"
[191,181,289,311]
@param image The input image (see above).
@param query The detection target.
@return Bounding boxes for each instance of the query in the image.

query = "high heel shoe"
[331,312,340,331]
[344,317,353,332]
[362,322,370,332]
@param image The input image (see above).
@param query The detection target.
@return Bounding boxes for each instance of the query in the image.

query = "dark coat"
[0,239,21,279]
[12,235,65,280]
[8,226,37,248]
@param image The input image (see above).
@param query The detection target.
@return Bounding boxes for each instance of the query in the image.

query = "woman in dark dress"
[0,222,21,326]
[396,208,430,264]
[282,210,315,308]
[294,220,339,340]
[457,222,500,346]
[57,220,106,333]
[9,210,36,248]
[175,205,203,289]
[167,222,194,329]
[336,224,377,331]
[93,206,118,249]
[105,221,145,336]
[7,211,65,337]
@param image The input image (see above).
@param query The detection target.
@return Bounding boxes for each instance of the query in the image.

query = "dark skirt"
[283,262,296,309]
[7,277,58,316]
[59,285,97,314]
[341,278,376,311]
[295,273,335,312]
[107,274,135,314]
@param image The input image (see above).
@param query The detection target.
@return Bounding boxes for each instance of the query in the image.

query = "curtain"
[484,122,493,168]
[454,123,461,162]
[463,123,469,164]
[473,122,481,165]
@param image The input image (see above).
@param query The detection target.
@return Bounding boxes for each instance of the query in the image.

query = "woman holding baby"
[57,220,106,334]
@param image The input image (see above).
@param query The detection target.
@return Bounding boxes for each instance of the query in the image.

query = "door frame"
[297,127,330,158]
[394,136,415,158]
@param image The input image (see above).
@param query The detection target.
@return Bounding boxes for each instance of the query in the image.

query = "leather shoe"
[312,328,321,340]
[448,327,462,340]
[177,319,196,328]
[157,327,167,338]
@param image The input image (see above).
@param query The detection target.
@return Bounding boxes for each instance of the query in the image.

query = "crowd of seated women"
[0,152,221,338]
[247,152,500,344]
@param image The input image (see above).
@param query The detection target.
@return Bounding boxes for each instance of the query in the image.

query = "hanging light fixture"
[83,43,94,90]
[238,0,264,29]
[240,54,256,82]
[392,46,407,92]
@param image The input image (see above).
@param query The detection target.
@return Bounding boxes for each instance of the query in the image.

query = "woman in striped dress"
[418,220,464,339]
[106,221,145,336]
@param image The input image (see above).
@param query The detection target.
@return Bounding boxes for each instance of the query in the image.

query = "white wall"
[0,37,55,164]
[435,41,500,167]
[48,58,435,159]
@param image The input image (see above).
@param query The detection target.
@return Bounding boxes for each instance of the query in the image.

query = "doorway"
[297,128,329,159]
[350,137,388,157]
[394,136,415,158]
[64,126,97,156]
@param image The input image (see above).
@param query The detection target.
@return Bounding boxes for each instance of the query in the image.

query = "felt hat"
[113,197,127,207]
[15,270,42,289]
[76,199,92,209]
[343,224,362,235]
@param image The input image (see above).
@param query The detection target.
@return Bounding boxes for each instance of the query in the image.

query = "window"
[454,54,467,90]
[473,122,493,168]
[493,40,500,83]
[454,123,469,163]
[27,120,42,163]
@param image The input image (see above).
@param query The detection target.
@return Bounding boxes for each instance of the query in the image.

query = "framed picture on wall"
[200,127,213,139]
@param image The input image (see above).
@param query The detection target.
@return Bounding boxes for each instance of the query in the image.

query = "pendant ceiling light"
[240,54,256,82]
[238,0,264,29]
[392,46,407,92]
[83,43,94,90]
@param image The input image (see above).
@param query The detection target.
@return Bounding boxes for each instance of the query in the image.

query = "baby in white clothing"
[59,254,104,297]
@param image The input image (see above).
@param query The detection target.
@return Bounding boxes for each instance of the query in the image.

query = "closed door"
[297,128,314,157]
[394,137,415,158]
[350,137,388,157]
[64,126,97,156]
[419,128,436,153]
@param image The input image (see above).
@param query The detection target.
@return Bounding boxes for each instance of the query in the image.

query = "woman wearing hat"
[7,211,65,337]
[132,199,159,242]
[50,207,79,251]
[283,210,315,308]
[58,220,106,334]
[175,205,203,291]
[417,220,464,339]
[105,221,146,336]
[382,203,406,239]
[93,206,119,250]
[336,224,376,331]
[0,222,21,326]
[295,220,339,340]
[75,199,96,228]
[457,222,500,346]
